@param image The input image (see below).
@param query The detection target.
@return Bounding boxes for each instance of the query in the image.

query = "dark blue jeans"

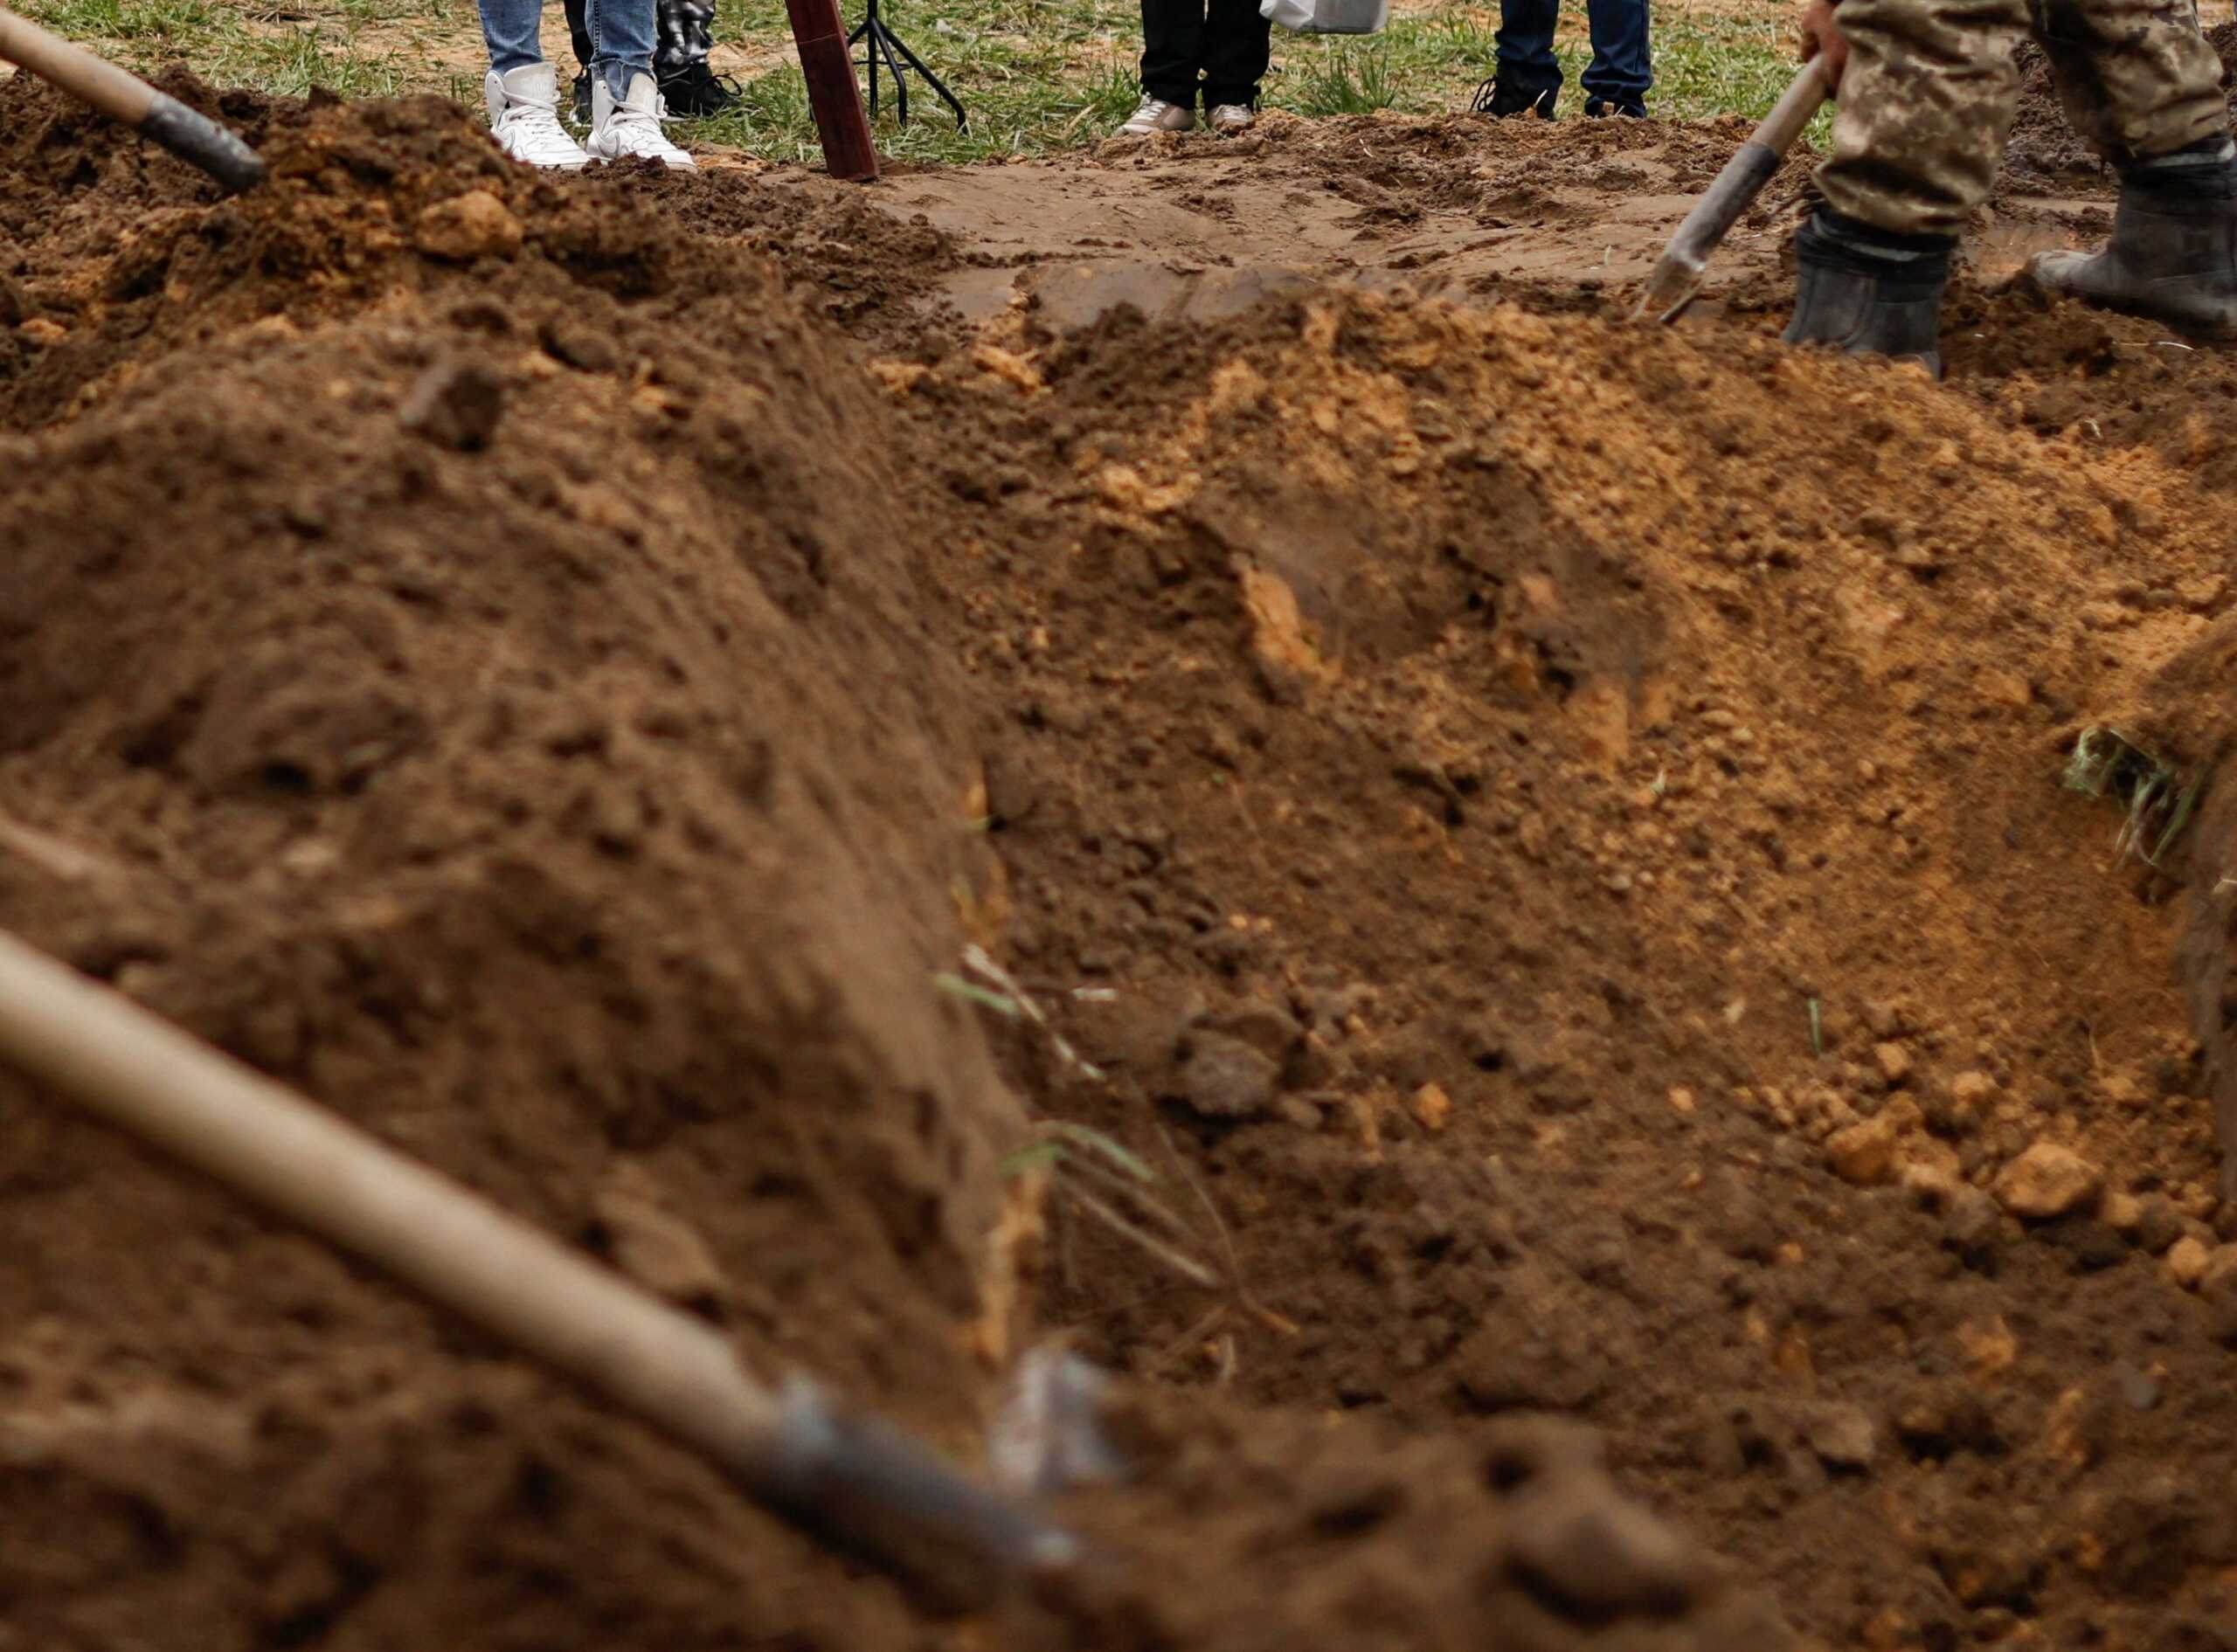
[1494,0,1651,106]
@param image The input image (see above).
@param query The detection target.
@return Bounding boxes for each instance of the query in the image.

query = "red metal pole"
[785,0,879,182]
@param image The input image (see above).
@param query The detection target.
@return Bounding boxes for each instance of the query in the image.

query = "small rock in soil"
[413,189,524,261]
[1993,1142,2102,1220]
[2047,1216,2128,1273]
[2134,1192,2186,1255]
[1826,1115,1898,1185]
[1944,1185,2004,1255]
[1493,1420,1707,1620]
[2198,1242,2237,1298]
[1178,1033,1279,1119]
[399,357,507,452]
[2114,1363,2164,1412]
[1873,1041,1913,1086]
[1937,1068,1997,1133]
[2167,1234,2212,1289]
[1805,1403,1876,1470]
[1202,999,1302,1062]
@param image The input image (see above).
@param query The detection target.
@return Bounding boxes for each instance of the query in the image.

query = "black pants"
[1139,0,1271,110]
[565,0,715,75]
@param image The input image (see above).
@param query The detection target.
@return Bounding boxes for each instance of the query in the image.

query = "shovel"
[1633,59,1828,323]
[0,924,1075,1603]
[0,5,263,191]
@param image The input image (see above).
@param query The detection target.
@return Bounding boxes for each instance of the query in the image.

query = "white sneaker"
[588,71,697,169]
[1209,103,1253,134]
[1119,95,1195,135]
[485,63,590,170]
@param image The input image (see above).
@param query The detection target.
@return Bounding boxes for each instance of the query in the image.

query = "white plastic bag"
[1260,0,1388,35]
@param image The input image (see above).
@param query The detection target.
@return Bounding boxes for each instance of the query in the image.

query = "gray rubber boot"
[1782,211,1954,377]
[2026,140,2237,337]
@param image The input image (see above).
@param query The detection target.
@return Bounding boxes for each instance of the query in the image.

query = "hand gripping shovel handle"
[1634,59,1829,322]
[0,924,1072,1604]
[0,6,264,191]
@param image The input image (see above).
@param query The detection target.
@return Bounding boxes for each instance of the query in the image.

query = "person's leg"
[2026,0,2237,329]
[477,0,544,74]
[1580,0,1651,110]
[654,0,740,116]
[656,0,715,80]
[562,0,594,121]
[1791,0,2030,370]
[587,0,696,163]
[1140,0,1208,108]
[1815,0,2030,239]
[588,0,658,100]
[481,0,589,166]
[1202,0,1272,112]
[2035,0,2225,162]
[564,0,594,71]
[1491,0,1562,107]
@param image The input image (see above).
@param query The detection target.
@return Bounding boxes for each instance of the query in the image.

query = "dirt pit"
[7,63,2237,1652]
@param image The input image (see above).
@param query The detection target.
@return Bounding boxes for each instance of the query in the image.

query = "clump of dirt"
[1941,283,2237,488]
[1010,1397,1794,1651]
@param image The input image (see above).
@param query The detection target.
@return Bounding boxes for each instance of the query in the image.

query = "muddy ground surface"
[7,47,2237,1652]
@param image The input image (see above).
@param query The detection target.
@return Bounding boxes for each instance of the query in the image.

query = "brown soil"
[2001,23,2237,194]
[7,59,2237,1652]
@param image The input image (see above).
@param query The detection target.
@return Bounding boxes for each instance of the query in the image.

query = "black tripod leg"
[876,22,910,124]
[847,1,882,117]
[877,25,966,131]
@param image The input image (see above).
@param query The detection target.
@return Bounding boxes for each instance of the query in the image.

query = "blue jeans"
[1495,0,1651,106]
[481,0,653,95]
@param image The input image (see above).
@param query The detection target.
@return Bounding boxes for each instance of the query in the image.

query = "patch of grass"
[1293,42,1400,114]
[232,28,421,97]
[23,0,219,45]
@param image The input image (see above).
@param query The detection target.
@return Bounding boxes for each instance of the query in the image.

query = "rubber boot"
[2026,139,2237,337]
[1782,211,1954,377]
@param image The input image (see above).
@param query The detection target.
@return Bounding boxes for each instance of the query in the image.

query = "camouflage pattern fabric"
[655,0,717,75]
[1818,0,2230,236]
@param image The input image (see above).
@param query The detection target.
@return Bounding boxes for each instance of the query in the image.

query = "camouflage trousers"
[1818,0,2231,237]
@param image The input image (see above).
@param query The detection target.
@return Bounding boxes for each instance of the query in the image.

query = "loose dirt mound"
[7,68,2237,1652]
[0,86,1017,1649]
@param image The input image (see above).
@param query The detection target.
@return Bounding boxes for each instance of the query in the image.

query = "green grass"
[17,0,1814,163]
[23,0,476,100]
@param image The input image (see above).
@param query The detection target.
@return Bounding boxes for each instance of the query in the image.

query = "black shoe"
[1469,78,1555,120]
[2026,140,2237,336]
[656,57,744,118]
[1782,210,1953,377]
[571,68,592,127]
[1583,97,1646,119]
